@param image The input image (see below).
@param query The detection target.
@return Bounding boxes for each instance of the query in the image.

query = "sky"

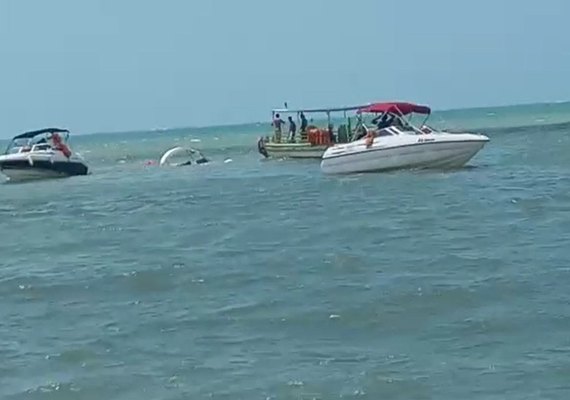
[0,0,569,136]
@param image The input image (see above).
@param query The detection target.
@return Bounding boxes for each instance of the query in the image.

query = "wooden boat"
[256,103,371,159]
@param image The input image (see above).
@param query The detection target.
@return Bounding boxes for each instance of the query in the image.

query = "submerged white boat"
[159,146,209,166]
[320,102,489,174]
[0,128,89,182]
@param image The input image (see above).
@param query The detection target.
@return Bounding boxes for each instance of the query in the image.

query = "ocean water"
[1,103,570,399]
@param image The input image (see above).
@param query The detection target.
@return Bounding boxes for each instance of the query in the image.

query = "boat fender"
[257,137,269,158]
[27,155,34,166]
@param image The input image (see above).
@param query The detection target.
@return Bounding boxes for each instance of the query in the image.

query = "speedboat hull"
[320,133,489,174]
[0,156,88,182]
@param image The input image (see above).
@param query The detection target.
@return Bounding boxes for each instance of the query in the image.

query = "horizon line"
[2,99,569,140]
[84,99,570,137]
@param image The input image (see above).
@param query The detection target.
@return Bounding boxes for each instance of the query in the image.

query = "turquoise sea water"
[1,102,570,399]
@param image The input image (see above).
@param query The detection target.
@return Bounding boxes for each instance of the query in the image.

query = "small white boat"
[0,128,89,182]
[159,146,209,166]
[321,102,489,174]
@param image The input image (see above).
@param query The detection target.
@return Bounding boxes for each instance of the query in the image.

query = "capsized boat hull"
[320,133,489,174]
[159,146,208,166]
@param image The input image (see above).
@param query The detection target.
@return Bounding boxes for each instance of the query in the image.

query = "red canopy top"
[357,102,431,116]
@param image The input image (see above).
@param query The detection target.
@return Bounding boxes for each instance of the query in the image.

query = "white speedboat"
[0,128,89,182]
[320,102,489,174]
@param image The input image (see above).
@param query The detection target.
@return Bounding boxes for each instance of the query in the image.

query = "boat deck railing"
[268,124,356,145]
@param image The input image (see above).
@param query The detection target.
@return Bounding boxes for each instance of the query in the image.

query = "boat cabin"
[354,102,435,139]
[4,128,71,155]
[268,103,372,145]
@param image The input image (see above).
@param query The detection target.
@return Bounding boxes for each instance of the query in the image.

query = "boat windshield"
[360,112,429,136]
[376,128,396,137]
[4,131,69,154]
[5,138,31,154]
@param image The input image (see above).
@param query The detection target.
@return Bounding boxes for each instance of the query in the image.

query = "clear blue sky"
[0,0,568,136]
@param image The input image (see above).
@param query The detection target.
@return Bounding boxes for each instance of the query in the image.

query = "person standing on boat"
[51,132,72,158]
[300,112,308,132]
[373,113,393,130]
[299,112,308,141]
[272,113,285,142]
[287,116,297,142]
